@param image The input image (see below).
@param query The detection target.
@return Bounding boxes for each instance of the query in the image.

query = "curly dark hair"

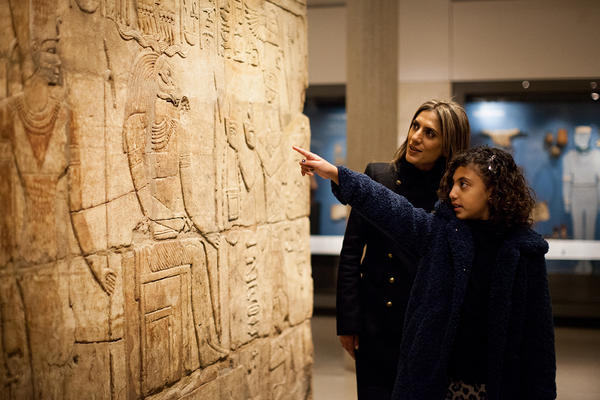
[437,146,536,228]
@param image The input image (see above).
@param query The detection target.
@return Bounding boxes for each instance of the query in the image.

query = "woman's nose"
[411,129,423,143]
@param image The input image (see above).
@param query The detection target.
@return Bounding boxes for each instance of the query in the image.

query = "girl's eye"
[412,122,419,130]
[425,130,436,138]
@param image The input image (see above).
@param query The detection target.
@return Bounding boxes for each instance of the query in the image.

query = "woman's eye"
[425,130,436,138]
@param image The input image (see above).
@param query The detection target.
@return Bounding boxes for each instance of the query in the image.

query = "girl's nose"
[449,187,458,200]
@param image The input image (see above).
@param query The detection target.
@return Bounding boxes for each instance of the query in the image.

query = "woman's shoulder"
[364,162,394,176]
[364,162,397,184]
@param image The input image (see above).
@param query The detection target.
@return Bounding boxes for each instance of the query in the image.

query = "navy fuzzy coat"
[332,167,557,400]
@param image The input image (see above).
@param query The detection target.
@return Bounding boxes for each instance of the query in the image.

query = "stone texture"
[0,0,312,398]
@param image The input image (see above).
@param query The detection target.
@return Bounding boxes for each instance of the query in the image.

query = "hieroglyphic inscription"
[181,0,200,46]
[1,0,311,398]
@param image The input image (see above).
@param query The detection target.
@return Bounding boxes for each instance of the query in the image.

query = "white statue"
[562,126,600,274]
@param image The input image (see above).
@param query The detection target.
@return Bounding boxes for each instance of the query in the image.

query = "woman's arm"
[336,166,373,359]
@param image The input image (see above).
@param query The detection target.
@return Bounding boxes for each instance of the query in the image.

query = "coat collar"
[395,156,446,187]
[434,201,548,256]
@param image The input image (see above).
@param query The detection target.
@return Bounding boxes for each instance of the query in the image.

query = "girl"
[336,100,470,399]
[295,145,556,400]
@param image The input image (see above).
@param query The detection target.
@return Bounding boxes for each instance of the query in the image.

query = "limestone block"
[71,203,107,254]
[269,324,313,400]
[18,261,75,399]
[107,191,142,248]
[123,239,227,397]
[0,274,33,399]
[108,252,125,340]
[0,140,14,266]
[77,142,107,209]
[218,366,250,400]
[144,364,220,400]
[63,342,112,400]
[69,255,111,341]
[180,153,219,235]
[179,376,219,400]
[55,5,106,76]
[66,73,106,138]
[284,113,311,220]
[106,129,135,201]
[237,338,271,400]
[62,340,127,400]
[263,224,290,335]
[283,219,313,326]
[227,229,272,349]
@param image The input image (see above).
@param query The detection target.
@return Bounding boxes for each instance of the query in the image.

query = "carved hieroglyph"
[0,0,311,398]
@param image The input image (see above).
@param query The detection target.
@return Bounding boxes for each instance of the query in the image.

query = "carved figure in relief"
[126,240,226,397]
[222,100,264,226]
[284,113,310,219]
[0,2,90,397]
[281,13,308,115]
[123,50,192,240]
[0,32,65,258]
[256,106,286,222]
[74,0,100,13]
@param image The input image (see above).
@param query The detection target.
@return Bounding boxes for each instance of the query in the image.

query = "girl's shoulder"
[432,201,455,221]
[505,226,548,256]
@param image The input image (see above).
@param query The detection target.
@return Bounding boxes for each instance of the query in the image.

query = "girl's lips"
[408,144,421,153]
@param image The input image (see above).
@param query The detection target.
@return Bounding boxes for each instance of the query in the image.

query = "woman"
[336,100,470,399]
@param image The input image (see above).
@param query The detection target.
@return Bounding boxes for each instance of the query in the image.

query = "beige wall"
[308,5,347,84]
[452,0,600,81]
[308,0,600,147]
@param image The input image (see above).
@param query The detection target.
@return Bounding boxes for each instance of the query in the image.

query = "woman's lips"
[408,144,421,153]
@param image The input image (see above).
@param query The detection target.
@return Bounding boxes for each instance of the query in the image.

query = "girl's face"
[405,110,443,171]
[449,165,492,220]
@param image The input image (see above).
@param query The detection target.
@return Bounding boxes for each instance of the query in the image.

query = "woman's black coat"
[333,166,557,400]
[336,161,443,396]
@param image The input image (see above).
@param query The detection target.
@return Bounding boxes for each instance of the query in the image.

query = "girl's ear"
[486,186,494,202]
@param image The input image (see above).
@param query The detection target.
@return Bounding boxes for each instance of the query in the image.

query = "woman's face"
[405,110,443,170]
[449,165,492,220]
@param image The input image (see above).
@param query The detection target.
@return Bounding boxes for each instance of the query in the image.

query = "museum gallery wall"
[0,0,312,398]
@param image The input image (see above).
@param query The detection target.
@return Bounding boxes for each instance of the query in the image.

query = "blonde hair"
[392,99,470,167]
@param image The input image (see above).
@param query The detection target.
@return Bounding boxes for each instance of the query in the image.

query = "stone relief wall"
[0,0,312,398]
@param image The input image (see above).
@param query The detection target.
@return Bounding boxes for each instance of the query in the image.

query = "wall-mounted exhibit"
[466,100,600,274]
[0,0,313,398]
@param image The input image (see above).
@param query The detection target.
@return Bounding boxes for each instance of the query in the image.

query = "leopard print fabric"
[445,381,487,400]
